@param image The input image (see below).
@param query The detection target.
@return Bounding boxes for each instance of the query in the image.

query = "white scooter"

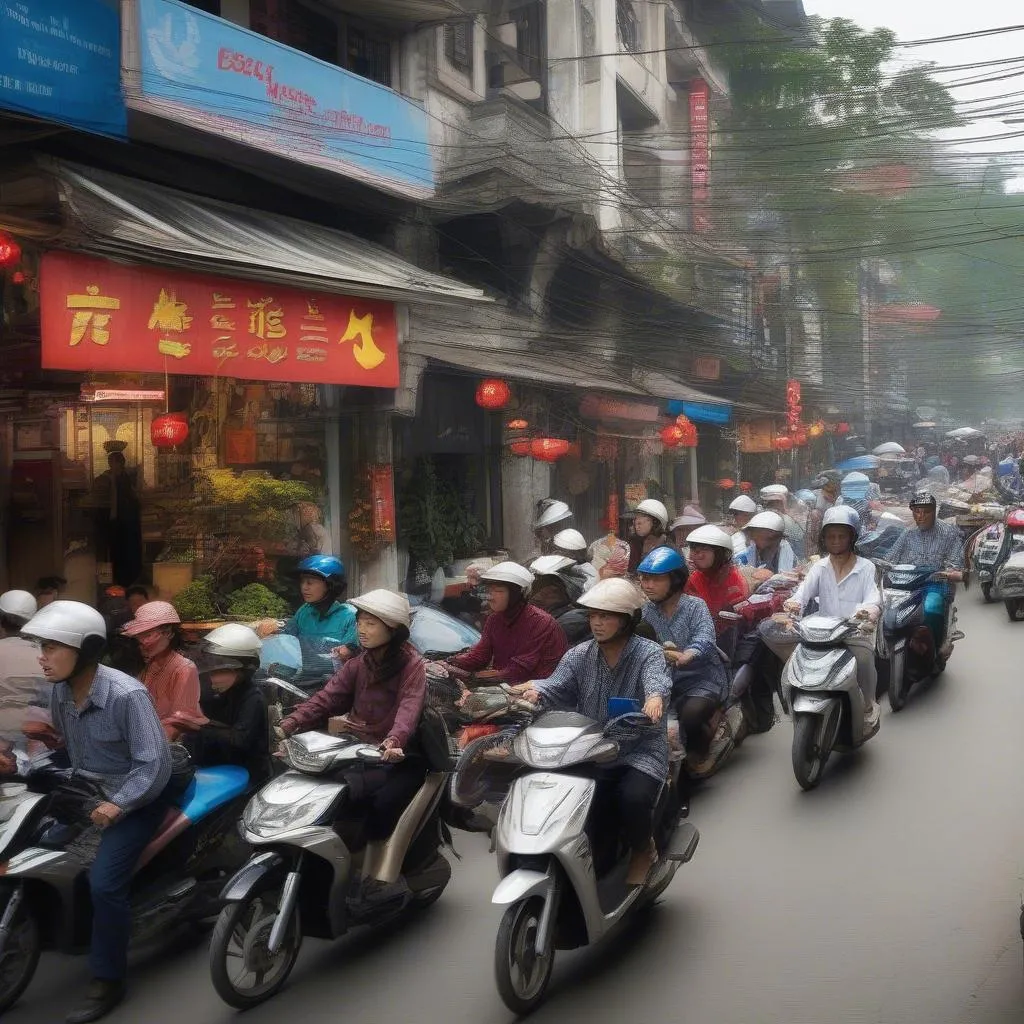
[781,615,880,790]
[486,711,699,1013]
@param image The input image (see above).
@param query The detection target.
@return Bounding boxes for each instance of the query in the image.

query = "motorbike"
[777,614,880,790]
[970,523,1004,602]
[878,563,959,711]
[0,762,252,1015]
[995,550,1024,622]
[482,710,699,1013]
[209,720,453,1009]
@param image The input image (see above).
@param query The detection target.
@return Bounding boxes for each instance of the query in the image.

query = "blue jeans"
[88,798,168,980]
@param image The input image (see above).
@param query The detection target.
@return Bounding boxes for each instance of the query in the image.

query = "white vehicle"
[483,711,699,1013]
[781,615,880,790]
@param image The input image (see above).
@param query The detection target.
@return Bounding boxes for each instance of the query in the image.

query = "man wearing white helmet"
[0,591,49,742]
[529,555,592,645]
[552,527,599,591]
[531,498,574,559]
[763,506,882,728]
[448,562,567,685]
[521,578,672,887]
[16,600,171,1022]
[742,511,798,579]
[760,484,805,552]
[728,494,758,530]
[627,498,671,574]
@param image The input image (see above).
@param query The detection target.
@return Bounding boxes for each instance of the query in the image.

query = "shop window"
[616,0,641,54]
[578,2,600,84]
[445,20,474,74]
[511,2,544,80]
[347,26,392,87]
[283,0,342,67]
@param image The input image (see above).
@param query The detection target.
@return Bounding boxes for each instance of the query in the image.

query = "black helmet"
[909,490,937,510]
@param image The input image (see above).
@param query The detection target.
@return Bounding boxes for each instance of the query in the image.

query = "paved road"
[8,594,1024,1024]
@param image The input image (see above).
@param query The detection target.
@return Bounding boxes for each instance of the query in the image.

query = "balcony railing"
[617,0,642,54]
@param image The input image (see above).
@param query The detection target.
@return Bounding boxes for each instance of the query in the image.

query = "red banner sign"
[689,79,710,234]
[691,355,720,381]
[40,252,399,388]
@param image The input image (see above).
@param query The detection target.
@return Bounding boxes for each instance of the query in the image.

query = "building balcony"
[439,95,602,211]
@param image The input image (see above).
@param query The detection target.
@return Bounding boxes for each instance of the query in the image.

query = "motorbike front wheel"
[792,711,834,791]
[888,647,908,713]
[0,892,41,1015]
[209,891,302,1009]
[494,896,555,1015]
[1006,600,1024,623]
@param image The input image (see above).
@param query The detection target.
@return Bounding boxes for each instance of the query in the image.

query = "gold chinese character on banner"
[66,285,120,346]
[247,297,286,340]
[148,289,193,359]
[299,299,328,344]
[210,314,236,331]
[338,310,386,370]
[212,293,236,310]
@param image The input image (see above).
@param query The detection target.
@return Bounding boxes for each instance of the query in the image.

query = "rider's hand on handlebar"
[520,684,542,704]
[90,801,123,829]
[783,599,801,615]
[379,738,405,763]
[331,644,355,662]
[0,750,16,776]
[643,695,664,724]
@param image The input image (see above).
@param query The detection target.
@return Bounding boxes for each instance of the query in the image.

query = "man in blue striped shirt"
[21,601,171,1024]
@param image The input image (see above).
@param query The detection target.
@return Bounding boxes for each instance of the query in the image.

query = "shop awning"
[43,162,490,307]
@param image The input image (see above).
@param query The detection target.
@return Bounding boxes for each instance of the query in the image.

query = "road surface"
[8,593,1023,1023]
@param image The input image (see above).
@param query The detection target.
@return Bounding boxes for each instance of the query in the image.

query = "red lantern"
[507,418,529,431]
[509,439,531,457]
[717,478,736,490]
[740,481,754,492]
[660,423,684,448]
[11,270,25,285]
[675,414,698,448]
[531,437,570,461]
[475,378,511,410]
[773,435,793,452]
[151,412,189,448]
[836,422,851,436]
[0,232,21,269]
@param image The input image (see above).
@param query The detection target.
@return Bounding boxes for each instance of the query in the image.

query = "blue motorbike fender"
[220,851,287,902]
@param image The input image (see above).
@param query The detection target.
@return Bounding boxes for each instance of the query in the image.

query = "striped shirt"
[535,636,671,781]
[50,664,171,813]
[642,594,729,698]
[887,520,965,571]
[140,649,202,721]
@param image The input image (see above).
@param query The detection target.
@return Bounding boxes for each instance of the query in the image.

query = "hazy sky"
[803,0,1024,162]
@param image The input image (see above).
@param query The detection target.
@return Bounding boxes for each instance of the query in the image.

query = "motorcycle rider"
[0,591,46,729]
[728,494,758,530]
[637,547,729,773]
[521,578,671,886]
[531,499,574,559]
[683,526,749,640]
[669,507,707,559]
[763,506,882,729]
[448,563,568,685]
[886,490,964,660]
[529,555,592,646]
[760,485,805,552]
[120,601,202,732]
[805,470,842,557]
[17,601,172,1023]
[627,498,671,573]
[277,590,427,902]
[743,511,798,580]
[552,527,599,591]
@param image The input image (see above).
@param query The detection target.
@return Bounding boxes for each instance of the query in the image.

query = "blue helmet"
[294,554,346,585]
[636,546,686,575]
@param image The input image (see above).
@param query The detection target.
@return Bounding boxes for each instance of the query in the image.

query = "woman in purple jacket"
[278,590,427,896]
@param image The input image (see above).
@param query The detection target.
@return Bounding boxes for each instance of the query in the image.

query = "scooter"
[209,725,452,1009]
[971,523,1003,602]
[488,711,699,1013]
[0,763,252,1015]
[879,564,959,711]
[780,614,879,790]
[996,550,1024,621]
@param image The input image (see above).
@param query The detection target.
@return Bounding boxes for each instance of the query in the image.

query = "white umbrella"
[946,427,982,439]
[873,442,906,455]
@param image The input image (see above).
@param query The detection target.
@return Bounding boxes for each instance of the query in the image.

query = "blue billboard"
[668,399,732,425]
[134,0,434,196]
[0,0,125,137]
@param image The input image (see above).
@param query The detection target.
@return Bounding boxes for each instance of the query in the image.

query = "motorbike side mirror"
[356,746,385,764]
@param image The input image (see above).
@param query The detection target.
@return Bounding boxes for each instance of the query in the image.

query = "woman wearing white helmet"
[763,506,882,729]
[742,510,798,579]
[0,591,48,747]
[627,498,671,574]
[552,527,599,591]
[669,506,706,556]
[529,555,592,646]
[448,562,568,685]
[279,590,429,901]
[521,577,672,886]
[532,498,574,557]
[683,526,750,638]
[760,484,805,552]
[728,494,758,530]
[15,601,171,1022]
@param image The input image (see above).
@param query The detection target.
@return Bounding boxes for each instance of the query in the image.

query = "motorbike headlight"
[282,738,336,774]
[242,777,341,837]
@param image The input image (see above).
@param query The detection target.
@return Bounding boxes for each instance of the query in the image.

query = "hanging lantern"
[836,422,851,436]
[809,420,825,438]
[0,232,21,269]
[773,435,793,452]
[530,437,570,461]
[475,378,511,410]
[740,481,754,492]
[660,423,684,448]
[507,418,529,431]
[717,477,736,490]
[677,417,699,447]
[509,439,532,457]
[151,412,189,448]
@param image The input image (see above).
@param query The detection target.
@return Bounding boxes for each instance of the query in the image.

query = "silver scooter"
[209,729,451,1009]
[781,615,880,790]
[488,711,700,1014]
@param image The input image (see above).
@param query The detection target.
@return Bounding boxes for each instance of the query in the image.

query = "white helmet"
[686,525,734,552]
[670,510,706,531]
[534,500,573,530]
[0,590,38,624]
[22,600,106,655]
[729,495,757,515]
[202,622,263,661]
[480,562,535,595]
[552,528,588,553]
[530,554,576,575]
[635,499,669,530]
[349,589,411,629]
[747,511,786,533]
[821,505,861,540]
[577,578,644,615]
[760,484,789,502]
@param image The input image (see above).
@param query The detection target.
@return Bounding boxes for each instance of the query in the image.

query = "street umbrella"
[946,427,982,439]
[873,442,906,456]
[836,455,880,472]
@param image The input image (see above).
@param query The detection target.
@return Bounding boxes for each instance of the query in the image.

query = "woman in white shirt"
[761,506,882,724]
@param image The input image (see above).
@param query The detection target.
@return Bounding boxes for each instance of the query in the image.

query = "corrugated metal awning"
[47,161,489,307]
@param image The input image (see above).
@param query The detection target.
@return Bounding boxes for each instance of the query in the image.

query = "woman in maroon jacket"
[278,589,426,893]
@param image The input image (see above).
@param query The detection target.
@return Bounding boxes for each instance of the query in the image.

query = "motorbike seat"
[177,765,250,823]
